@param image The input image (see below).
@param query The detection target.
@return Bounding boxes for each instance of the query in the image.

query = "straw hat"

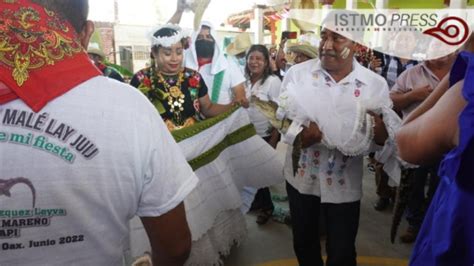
[226,32,252,56]
[87,42,105,59]
[287,41,318,59]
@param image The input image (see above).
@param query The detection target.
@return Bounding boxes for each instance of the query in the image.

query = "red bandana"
[197,57,212,68]
[0,0,101,112]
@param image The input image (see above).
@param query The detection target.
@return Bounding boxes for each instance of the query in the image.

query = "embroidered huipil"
[281,59,391,203]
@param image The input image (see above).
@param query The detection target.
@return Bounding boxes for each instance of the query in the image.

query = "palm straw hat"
[226,32,252,56]
[87,42,105,59]
[287,41,318,59]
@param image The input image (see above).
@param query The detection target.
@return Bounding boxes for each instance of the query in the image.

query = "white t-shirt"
[281,59,392,203]
[197,57,246,104]
[246,75,282,137]
[0,76,198,265]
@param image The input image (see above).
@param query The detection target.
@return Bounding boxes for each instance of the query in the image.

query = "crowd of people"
[1,0,473,266]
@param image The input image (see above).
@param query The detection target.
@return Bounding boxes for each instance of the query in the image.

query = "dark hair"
[245,44,273,85]
[151,27,187,55]
[31,0,89,34]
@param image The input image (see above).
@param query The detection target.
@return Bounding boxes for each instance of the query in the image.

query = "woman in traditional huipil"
[131,25,231,131]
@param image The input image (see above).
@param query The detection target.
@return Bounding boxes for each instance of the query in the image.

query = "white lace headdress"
[149,24,189,48]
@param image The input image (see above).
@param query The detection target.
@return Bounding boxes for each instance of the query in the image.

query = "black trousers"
[286,182,360,266]
[250,135,276,212]
[405,165,440,229]
[250,187,274,211]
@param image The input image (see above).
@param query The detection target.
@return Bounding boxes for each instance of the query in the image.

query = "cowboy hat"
[287,41,318,59]
[226,32,252,56]
[87,42,105,59]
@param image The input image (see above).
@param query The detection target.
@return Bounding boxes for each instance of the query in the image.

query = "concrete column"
[254,5,265,44]
[281,17,291,32]
[449,0,467,8]
[375,0,388,9]
[346,0,357,10]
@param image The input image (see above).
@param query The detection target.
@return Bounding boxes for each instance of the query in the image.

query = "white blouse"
[245,75,282,137]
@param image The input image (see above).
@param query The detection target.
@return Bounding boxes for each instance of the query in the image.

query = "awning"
[227,4,289,30]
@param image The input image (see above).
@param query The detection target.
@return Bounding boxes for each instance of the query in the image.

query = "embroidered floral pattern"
[297,149,321,181]
[327,178,332,186]
[0,4,82,86]
[137,66,203,128]
[354,89,361,97]
[188,75,200,88]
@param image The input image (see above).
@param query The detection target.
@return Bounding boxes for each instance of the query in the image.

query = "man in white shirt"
[0,1,197,265]
[280,12,392,266]
[226,32,252,76]
[184,21,249,107]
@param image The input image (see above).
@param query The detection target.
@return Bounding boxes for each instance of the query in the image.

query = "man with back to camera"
[0,1,197,265]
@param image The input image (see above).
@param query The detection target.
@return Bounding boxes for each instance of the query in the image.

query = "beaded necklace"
[153,68,186,125]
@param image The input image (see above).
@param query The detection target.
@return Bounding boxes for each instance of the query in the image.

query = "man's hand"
[369,57,382,71]
[270,57,278,72]
[300,122,323,148]
[168,0,187,24]
[368,111,388,146]
[140,202,191,266]
[268,128,280,149]
[410,85,433,102]
[232,84,249,108]
[177,0,187,12]
[279,37,288,50]
[233,96,249,108]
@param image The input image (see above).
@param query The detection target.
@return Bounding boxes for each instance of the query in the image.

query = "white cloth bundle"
[279,81,404,184]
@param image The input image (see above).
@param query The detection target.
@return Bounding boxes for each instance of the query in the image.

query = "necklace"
[155,70,185,124]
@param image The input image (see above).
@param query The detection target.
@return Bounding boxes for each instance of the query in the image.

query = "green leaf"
[104,62,133,77]
[152,99,166,114]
